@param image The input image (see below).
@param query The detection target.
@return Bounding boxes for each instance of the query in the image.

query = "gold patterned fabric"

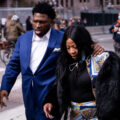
[71,52,109,120]
[86,52,109,97]
[71,101,97,120]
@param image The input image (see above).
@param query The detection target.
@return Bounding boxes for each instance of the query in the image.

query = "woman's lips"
[72,56,77,59]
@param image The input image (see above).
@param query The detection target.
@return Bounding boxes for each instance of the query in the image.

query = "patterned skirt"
[71,101,98,120]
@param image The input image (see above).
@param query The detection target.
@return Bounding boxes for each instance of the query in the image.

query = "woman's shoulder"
[91,51,110,63]
[93,51,120,62]
[94,51,120,69]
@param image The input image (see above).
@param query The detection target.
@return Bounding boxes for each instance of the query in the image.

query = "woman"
[43,25,120,120]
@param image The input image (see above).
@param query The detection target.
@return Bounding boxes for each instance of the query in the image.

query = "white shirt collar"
[32,28,51,41]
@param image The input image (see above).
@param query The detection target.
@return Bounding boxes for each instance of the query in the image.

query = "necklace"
[69,51,86,71]
[69,62,79,71]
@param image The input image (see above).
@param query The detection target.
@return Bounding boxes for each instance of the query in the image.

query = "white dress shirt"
[30,29,51,74]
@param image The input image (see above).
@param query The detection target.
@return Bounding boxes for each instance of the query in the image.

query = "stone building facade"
[1,0,120,9]
[0,0,120,22]
[1,0,120,16]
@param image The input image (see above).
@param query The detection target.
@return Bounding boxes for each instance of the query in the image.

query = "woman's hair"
[59,25,94,66]
[32,2,56,20]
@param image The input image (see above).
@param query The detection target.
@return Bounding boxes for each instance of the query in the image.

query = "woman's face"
[66,38,78,60]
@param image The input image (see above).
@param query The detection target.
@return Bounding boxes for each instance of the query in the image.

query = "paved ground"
[0,64,26,119]
[92,33,114,51]
[0,70,26,120]
[0,33,114,120]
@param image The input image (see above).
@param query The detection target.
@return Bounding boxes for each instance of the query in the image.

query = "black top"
[67,61,95,102]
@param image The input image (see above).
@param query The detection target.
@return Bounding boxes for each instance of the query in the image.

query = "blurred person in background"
[76,18,84,27]
[7,15,25,47]
[109,12,120,57]
[68,17,73,26]
[5,13,13,38]
[54,22,59,30]
[68,17,78,26]
[1,18,7,40]
[54,18,60,30]
[59,19,67,32]
[26,16,33,31]
[83,18,87,26]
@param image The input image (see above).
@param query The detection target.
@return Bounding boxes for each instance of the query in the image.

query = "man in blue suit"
[0,2,63,120]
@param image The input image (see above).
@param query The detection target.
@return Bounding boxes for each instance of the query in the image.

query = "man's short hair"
[32,2,56,20]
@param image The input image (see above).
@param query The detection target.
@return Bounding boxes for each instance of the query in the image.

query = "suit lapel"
[24,31,33,71]
[35,28,57,74]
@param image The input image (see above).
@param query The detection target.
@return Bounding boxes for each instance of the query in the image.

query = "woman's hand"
[43,103,54,119]
[91,44,104,56]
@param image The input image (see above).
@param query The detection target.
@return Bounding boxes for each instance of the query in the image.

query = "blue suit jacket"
[1,28,64,120]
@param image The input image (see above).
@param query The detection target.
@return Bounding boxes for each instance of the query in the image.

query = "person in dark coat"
[109,12,120,57]
[43,25,120,120]
[26,16,33,31]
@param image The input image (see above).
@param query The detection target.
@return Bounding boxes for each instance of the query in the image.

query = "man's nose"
[36,22,41,27]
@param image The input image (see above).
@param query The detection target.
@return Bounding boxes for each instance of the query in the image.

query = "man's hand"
[91,44,104,56]
[43,103,54,119]
[0,90,9,108]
